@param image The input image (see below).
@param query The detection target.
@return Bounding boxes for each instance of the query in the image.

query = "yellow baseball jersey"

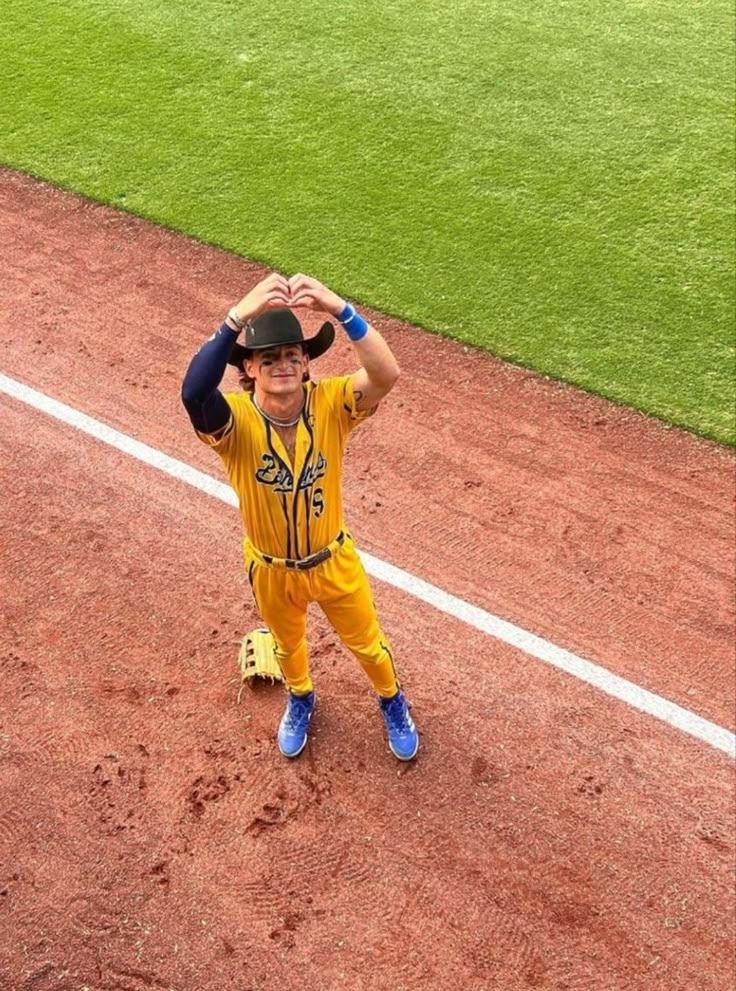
[197,375,372,558]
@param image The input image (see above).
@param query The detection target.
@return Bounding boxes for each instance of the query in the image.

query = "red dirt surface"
[0,168,734,991]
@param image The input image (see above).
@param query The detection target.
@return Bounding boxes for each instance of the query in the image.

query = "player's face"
[245,344,309,396]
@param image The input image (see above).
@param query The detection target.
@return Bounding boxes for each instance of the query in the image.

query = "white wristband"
[227,308,248,331]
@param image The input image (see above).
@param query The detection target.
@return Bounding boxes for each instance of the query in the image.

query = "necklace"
[253,395,305,428]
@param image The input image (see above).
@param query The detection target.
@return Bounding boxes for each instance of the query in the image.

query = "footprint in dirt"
[246,786,300,835]
[88,751,149,834]
[148,860,171,890]
[245,770,332,835]
[576,774,604,798]
[186,774,231,818]
[471,756,501,786]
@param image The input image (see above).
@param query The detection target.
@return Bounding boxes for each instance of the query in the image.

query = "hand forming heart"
[230,272,346,325]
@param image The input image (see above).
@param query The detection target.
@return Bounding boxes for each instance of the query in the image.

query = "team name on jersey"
[255,451,328,494]
[298,453,327,491]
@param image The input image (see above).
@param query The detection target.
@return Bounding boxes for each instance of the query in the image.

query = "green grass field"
[2,0,734,443]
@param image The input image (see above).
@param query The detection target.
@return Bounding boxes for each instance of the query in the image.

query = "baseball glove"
[236,628,284,700]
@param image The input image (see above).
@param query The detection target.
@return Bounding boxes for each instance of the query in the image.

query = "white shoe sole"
[389,735,420,761]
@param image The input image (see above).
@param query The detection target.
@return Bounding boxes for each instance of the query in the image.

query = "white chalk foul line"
[2,371,734,758]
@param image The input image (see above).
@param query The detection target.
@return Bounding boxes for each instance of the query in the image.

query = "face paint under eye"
[261,350,302,363]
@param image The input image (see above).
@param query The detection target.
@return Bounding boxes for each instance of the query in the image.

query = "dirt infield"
[1,168,734,991]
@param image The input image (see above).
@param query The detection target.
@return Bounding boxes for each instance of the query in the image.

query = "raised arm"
[288,274,399,411]
[181,322,238,434]
[181,273,291,433]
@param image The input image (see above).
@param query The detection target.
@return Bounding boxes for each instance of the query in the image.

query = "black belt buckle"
[295,547,331,570]
[283,532,344,571]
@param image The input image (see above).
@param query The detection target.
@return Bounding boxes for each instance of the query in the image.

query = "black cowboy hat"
[227,308,335,367]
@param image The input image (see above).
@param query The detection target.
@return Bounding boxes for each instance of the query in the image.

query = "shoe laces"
[382,693,411,734]
[285,693,312,730]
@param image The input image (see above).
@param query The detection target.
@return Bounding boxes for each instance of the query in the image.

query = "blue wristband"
[337,302,369,342]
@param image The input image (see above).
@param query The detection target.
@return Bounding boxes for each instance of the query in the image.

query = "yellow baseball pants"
[245,532,399,698]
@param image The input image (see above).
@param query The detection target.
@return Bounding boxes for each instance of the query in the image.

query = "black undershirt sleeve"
[181,322,239,434]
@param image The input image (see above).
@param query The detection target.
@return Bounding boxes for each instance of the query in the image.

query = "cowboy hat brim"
[227,320,335,368]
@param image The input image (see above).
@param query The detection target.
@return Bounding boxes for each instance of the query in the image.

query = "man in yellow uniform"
[181,272,419,761]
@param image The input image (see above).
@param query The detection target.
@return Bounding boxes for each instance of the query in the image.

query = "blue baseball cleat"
[277,690,316,758]
[379,690,419,761]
